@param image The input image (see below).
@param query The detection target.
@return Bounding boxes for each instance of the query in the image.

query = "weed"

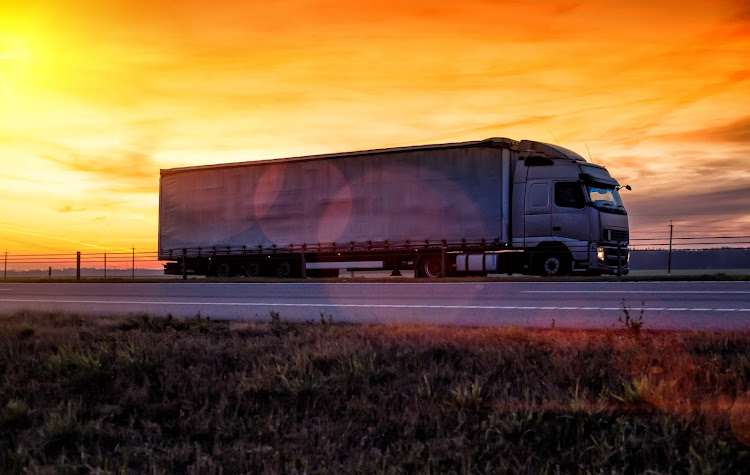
[618,299,645,337]
[269,310,282,336]
[418,374,436,401]
[451,378,484,410]
[0,399,31,430]
[44,401,83,458]
[43,344,115,393]
[320,312,333,325]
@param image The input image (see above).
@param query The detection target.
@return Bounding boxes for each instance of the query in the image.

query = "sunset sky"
[1,0,748,257]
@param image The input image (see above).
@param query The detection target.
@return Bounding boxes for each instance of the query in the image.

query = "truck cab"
[512,141,629,275]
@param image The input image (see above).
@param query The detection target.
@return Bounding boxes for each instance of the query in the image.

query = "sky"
[0,0,749,258]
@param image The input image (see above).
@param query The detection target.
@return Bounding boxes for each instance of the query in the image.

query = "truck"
[158,137,630,278]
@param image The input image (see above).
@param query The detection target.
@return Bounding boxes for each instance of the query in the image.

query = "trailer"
[159,137,629,278]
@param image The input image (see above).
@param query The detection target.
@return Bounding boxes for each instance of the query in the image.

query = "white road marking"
[523,291,750,294]
[0,298,745,312]
[0,280,747,286]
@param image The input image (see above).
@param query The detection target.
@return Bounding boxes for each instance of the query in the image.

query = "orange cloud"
[0,0,748,254]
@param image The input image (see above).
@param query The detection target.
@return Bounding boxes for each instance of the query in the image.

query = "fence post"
[48,266,52,279]
[667,221,673,276]
[76,252,81,281]
[182,248,187,280]
[132,247,135,280]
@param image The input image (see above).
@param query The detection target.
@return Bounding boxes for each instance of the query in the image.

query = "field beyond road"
[1,312,749,472]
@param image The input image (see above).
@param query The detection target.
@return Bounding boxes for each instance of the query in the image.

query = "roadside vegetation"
[0,310,748,472]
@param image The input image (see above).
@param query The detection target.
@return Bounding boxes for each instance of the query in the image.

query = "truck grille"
[604,247,628,267]
[604,229,628,242]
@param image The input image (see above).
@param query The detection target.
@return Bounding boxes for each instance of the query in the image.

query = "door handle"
[553,226,561,231]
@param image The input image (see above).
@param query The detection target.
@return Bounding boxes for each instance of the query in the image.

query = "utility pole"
[76,251,81,280]
[667,221,673,276]
[104,253,107,280]
[132,247,135,280]
[3,252,6,280]
[182,248,187,280]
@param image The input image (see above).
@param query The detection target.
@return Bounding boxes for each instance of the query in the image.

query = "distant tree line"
[629,248,750,271]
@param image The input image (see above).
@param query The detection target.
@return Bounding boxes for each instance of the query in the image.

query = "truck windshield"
[586,185,623,209]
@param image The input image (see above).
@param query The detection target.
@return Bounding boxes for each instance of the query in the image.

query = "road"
[0,281,749,330]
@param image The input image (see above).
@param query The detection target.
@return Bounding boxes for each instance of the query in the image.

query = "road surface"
[0,281,749,330]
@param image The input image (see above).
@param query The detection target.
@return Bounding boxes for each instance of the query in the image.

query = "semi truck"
[158,137,629,278]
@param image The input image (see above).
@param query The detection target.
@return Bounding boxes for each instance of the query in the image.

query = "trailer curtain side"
[158,145,512,259]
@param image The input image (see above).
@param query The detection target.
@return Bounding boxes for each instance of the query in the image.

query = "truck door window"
[529,183,549,208]
[555,182,585,209]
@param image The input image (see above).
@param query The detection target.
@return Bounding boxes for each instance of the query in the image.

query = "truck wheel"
[244,261,261,277]
[215,262,233,278]
[417,255,443,278]
[276,260,292,278]
[539,254,569,277]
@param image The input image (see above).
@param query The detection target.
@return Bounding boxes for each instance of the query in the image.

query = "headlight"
[597,247,605,261]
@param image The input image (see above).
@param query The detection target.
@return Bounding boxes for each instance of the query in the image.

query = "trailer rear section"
[158,138,516,278]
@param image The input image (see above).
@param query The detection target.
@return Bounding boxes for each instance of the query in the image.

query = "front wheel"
[538,254,570,277]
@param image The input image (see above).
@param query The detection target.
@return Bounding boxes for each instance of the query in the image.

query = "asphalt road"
[0,281,749,330]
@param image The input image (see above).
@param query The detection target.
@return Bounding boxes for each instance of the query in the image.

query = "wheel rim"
[543,257,561,275]
[276,261,291,278]
[216,262,232,278]
[244,262,260,277]
[423,257,442,278]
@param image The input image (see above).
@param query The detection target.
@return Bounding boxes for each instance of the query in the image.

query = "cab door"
[551,181,589,242]
[524,181,552,246]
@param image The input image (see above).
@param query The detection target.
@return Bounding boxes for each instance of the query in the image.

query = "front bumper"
[590,243,629,275]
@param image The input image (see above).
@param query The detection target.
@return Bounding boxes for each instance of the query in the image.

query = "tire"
[243,261,261,278]
[215,262,233,278]
[276,260,292,278]
[417,255,443,278]
[538,254,570,277]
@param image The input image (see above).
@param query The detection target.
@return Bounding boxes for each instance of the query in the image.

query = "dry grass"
[0,310,748,473]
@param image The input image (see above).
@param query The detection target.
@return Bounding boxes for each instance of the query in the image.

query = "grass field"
[1,311,749,473]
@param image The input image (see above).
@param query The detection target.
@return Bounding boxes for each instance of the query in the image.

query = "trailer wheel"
[215,262,233,278]
[276,260,292,278]
[244,261,261,278]
[417,255,443,278]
